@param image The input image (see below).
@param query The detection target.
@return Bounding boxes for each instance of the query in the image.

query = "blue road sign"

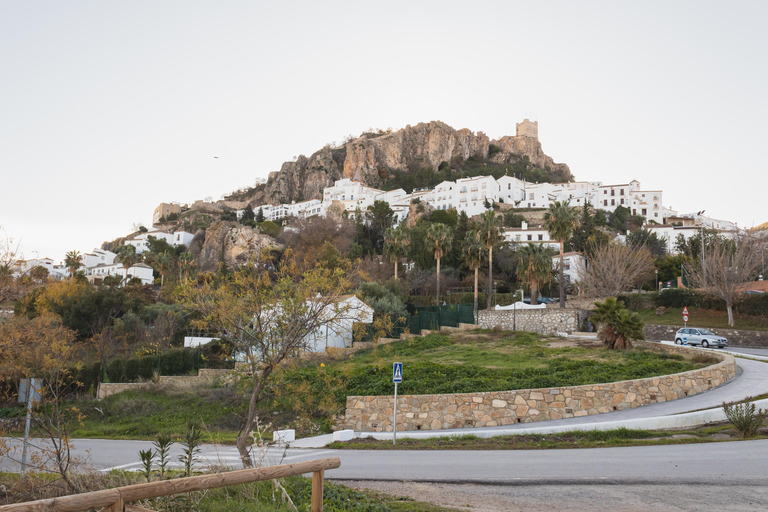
[393,362,403,383]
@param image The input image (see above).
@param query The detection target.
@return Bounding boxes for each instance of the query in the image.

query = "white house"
[11,257,65,279]
[305,295,374,352]
[87,262,154,285]
[321,178,387,214]
[82,249,117,270]
[553,252,586,285]
[591,180,664,224]
[503,222,559,250]
[125,230,193,254]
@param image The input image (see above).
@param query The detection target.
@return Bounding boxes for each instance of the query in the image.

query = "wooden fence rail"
[0,457,341,512]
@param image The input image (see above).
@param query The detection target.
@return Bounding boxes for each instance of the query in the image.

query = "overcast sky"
[2,1,766,264]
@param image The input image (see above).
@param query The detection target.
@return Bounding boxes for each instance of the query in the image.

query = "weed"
[723,397,767,438]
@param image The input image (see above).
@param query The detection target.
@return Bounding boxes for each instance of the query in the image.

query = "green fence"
[354,304,476,342]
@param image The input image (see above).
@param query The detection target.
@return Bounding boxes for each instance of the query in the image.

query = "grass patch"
[637,307,768,331]
[327,424,768,451]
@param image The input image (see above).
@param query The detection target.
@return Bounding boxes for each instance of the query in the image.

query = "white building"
[125,230,194,254]
[305,295,374,352]
[553,252,586,285]
[82,249,117,270]
[503,221,559,250]
[11,257,65,279]
[321,178,389,214]
[591,180,664,223]
[87,262,154,286]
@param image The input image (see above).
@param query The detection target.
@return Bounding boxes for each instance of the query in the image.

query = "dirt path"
[337,480,768,511]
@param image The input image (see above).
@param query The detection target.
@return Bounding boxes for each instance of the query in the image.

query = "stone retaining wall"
[644,324,768,348]
[343,341,736,432]
[477,308,587,335]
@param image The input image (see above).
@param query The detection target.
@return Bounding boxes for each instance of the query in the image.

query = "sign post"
[392,362,402,445]
[18,378,42,473]
[682,306,689,328]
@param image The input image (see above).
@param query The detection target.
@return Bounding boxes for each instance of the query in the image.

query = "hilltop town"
[8,119,747,285]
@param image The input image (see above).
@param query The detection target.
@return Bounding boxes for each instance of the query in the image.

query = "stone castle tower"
[516,119,538,139]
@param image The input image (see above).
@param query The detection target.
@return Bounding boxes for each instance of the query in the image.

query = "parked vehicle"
[674,328,728,348]
[523,296,558,305]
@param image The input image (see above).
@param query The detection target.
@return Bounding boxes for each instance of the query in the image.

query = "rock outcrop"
[252,120,570,204]
[192,222,277,272]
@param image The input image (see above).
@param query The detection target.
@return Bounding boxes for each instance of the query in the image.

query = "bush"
[617,293,653,311]
[723,397,767,438]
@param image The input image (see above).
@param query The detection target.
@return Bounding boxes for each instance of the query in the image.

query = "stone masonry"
[343,342,736,432]
[477,308,587,335]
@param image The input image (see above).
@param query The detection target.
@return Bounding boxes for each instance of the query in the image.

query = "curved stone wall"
[343,342,737,432]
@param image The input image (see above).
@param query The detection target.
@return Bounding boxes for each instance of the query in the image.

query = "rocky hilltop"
[250,120,571,205]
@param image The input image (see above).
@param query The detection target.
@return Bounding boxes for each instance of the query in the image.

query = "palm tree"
[179,252,197,281]
[477,210,503,309]
[63,250,82,279]
[118,245,138,284]
[155,252,175,287]
[383,225,410,280]
[426,223,452,306]
[590,297,645,350]
[516,243,554,305]
[462,229,488,318]
[544,200,579,308]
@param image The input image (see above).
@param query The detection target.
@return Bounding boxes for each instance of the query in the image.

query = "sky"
[2,1,766,264]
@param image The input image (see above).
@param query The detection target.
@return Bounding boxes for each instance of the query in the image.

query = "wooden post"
[311,470,324,512]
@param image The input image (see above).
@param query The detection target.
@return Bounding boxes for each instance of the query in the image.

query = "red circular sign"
[683,315,689,322]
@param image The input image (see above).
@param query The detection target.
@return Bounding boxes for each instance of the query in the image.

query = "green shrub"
[723,397,767,438]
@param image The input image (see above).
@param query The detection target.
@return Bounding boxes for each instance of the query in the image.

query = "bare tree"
[686,236,762,327]
[0,226,24,303]
[578,242,655,297]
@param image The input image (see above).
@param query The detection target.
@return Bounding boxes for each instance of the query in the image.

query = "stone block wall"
[644,324,768,348]
[343,342,736,432]
[477,308,586,335]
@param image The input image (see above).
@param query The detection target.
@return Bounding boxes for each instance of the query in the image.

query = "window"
[527,235,532,241]
[611,189,615,196]
[620,189,624,195]
[604,200,608,206]
[642,208,647,215]
[611,199,615,206]
[620,198,624,205]
[654,212,659,217]
[538,234,543,240]
[530,194,535,199]
[508,184,511,190]
[603,190,607,194]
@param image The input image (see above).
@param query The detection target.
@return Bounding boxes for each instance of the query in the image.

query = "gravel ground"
[336,480,768,511]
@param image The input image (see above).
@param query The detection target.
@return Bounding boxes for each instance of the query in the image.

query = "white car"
[675,328,728,348]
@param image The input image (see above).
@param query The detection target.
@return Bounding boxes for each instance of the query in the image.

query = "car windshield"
[698,329,714,335]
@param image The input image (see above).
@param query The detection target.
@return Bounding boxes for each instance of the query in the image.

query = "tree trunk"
[394,260,398,280]
[531,280,539,305]
[559,240,565,308]
[727,303,735,327]
[436,257,441,307]
[487,246,494,310]
[473,266,479,320]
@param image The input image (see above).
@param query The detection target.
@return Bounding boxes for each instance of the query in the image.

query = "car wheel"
[702,340,709,348]
[675,338,682,345]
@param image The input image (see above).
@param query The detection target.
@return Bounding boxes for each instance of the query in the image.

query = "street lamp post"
[655,269,658,291]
